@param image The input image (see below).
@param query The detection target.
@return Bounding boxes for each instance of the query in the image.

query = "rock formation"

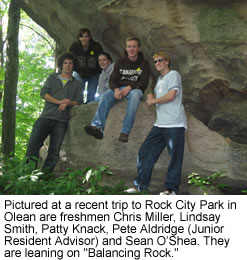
[17,0,247,183]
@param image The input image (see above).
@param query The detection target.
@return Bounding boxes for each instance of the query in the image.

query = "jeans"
[26,118,68,173]
[82,74,100,103]
[91,87,143,135]
[134,126,185,193]
[73,72,100,103]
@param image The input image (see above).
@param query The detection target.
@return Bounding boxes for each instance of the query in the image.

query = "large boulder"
[59,101,158,171]
[56,103,247,184]
[194,79,247,144]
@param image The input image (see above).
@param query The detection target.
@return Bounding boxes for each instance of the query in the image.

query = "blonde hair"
[126,36,141,47]
[153,51,171,68]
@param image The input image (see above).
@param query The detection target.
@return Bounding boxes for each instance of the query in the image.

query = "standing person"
[84,37,150,143]
[94,52,114,102]
[26,52,83,174]
[69,28,103,102]
[127,51,187,194]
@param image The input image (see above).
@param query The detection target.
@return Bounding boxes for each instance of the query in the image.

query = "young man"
[26,52,83,173]
[84,37,150,142]
[127,51,187,194]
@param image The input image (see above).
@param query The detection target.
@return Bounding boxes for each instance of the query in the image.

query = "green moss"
[198,8,247,43]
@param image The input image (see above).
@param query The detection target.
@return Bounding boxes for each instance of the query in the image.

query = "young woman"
[70,28,103,102]
[94,52,114,102]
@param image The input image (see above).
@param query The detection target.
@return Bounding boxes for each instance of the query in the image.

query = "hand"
[60,98,71,105]
[58,103,68,111]
[114,89,123,100]
[146,93,155,106]
[120,86,131,97]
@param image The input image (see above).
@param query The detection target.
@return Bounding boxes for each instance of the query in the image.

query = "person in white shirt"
[127,51,187,195]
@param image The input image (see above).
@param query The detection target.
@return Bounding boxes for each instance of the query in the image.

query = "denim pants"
[82,74,100,103]
[91,87,143,135]
[134,126,185,193]
[26,118,68,173]
[73,72,100,103]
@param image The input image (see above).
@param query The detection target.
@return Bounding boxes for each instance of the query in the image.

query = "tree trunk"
[2,0,20,156]
[0,15,3,103]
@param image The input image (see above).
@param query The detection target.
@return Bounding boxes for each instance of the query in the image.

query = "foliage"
[0,51,54,158]
[0,157,127,195]
[0,0,9,17]
[0,67,4,91]
[82,166,113,194]
[187,171,231,195]
[0,9,55,158]
[241,189,247,195]
[15,51,54,157]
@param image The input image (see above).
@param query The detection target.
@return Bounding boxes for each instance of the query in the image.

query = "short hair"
[153,51,171,68]
[57,52,78,70]
[126,36,141,47]
[77,28,92,40]
[98,52,112,62]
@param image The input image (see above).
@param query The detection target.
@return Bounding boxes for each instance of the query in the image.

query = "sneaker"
[160,189,177,195]
[124,187,139,193]
[119,133,128,142]
[84,125,103,139]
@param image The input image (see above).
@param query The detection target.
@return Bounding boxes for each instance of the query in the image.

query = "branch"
[20,22,55,51]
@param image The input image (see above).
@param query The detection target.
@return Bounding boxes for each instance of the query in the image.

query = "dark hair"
[98,52,112,62]
[57,52,78,70]
[126,36,141,47]
[77,28,93,40]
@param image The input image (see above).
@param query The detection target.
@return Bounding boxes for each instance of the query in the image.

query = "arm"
[44,93,78,111]
[109,60,121,90]
[146,90,177,106]
[129,61,151,92]
[114,88,123,100]
[120,85,132,97]
[58,81,83,110]
[58,100,79,111]
[109,61,124,99]
[119,61,150,97]
[97,41,104,54]
[43,93,66,105]
[110,59,151,96]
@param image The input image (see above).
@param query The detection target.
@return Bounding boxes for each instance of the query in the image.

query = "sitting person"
[94,52,114,102]
[127,51,187,195]
[25,52,83,174]
[69,28,103,102]
[84,36,150,143]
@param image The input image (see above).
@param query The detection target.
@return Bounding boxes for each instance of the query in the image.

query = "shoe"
[124,186,149,194]
[124,187,139,193]
[119,133,128,142]
[84,125,103,139]
[160,189,177,195]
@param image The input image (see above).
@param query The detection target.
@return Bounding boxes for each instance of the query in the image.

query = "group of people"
[25,28,187,195]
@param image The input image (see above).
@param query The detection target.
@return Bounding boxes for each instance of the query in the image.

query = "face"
[79,32,90,47]
[153,56,169,73]
[62,59,74,74]
[98,55,111,70]
[126,40,140,60]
